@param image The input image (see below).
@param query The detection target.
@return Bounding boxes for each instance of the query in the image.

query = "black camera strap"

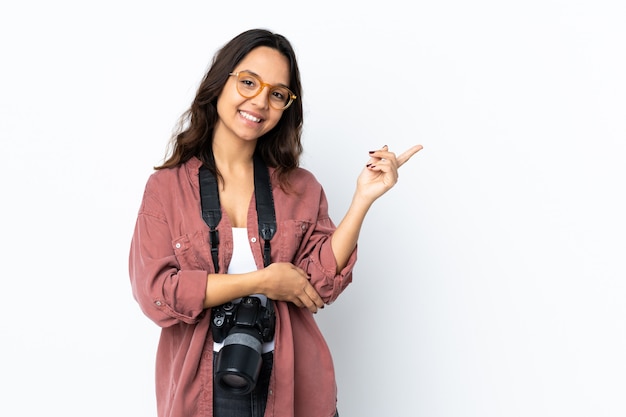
[199,153,277,273]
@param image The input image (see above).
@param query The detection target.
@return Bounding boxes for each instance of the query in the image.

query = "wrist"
[248,268,267,296]
[350,191,374,214]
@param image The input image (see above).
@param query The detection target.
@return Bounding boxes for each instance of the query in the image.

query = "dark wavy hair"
[155,28,304,189]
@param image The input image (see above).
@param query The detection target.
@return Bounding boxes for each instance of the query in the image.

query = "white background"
[1,1,625,416]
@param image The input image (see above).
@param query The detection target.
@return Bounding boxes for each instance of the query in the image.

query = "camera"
[211,296,276,395]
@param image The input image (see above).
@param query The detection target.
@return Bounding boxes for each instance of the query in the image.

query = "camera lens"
[214,328,263,395]
[221,373,249,389]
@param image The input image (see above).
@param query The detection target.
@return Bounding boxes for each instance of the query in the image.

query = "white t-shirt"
[213,227,275,353]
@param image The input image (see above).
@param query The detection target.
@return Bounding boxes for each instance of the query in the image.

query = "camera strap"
[199,153,277,273]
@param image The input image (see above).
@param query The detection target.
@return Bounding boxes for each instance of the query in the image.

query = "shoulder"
[270,167,328,212]
[139,159,202,218]
[271,166,332,220]
[282,166,323,191]
[144,157,202,194]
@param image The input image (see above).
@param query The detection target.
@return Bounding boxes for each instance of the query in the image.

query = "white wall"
[1,1,624,416]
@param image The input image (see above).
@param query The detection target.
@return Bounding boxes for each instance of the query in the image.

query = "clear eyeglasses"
[229,71,297,110]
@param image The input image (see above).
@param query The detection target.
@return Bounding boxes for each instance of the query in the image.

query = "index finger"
[397,144,423,167]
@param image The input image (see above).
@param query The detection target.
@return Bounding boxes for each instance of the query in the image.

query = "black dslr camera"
[211,296,276,395]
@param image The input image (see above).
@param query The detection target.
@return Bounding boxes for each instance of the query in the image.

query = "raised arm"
[331,144,423,271]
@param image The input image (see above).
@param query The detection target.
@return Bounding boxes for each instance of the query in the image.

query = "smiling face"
[214,46,291,145]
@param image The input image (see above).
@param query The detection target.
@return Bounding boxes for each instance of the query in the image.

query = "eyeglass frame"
[228,71,297,110]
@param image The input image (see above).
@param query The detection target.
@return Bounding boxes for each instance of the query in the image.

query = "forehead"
[235,46,291,84]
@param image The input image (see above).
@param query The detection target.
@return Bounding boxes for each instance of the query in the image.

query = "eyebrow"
[239,69,290,89]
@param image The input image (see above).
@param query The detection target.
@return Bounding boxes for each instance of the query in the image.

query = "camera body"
[211,296,276,395]
[212,296,275,344]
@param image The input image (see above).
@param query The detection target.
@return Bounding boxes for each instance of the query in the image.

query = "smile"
[239,111,261,123]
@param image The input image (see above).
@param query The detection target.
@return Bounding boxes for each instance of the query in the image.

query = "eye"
[272,89,286,100]
[238,73,259,91]
[270,87,290,104]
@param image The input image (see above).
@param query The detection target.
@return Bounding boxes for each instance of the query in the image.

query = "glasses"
[229,71,297,110]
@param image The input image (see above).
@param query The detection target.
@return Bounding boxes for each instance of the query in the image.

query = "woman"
[129,28,422,417]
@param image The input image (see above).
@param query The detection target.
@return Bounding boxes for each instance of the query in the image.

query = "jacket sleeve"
[128,176,208,327]
[293,185,357,304]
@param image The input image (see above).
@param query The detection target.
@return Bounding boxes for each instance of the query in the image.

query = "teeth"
[240,111,261,123]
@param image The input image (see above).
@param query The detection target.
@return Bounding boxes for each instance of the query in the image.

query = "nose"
[249,86,270,109]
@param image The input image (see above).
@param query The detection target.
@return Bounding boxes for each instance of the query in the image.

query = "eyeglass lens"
[235,72,292,109]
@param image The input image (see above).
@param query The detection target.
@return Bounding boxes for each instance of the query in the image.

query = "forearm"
[203,263,326,313]
[331,193,373,271]
[203,270,265,309]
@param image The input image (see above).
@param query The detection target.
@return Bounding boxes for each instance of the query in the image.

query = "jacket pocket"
[171,229,213,271]
[276,220,311,261]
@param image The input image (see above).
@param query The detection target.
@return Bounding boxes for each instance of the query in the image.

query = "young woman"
[129,28,422,417]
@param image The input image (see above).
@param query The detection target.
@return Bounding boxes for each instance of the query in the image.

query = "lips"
[239,110,262,123]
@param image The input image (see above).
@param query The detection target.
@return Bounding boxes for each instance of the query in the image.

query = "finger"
[368,145,389,161]
[367,147,396,167]
[367,151,397,169]
[396,144,423,167]
[310,288,325,309]
[306,301,318,314]
[301,286,324,313]
[298,296,317,313]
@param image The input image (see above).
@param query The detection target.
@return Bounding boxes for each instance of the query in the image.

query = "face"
[215,46,291,144]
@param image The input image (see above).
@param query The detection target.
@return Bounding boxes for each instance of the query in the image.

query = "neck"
[211,138,255,195]
[212,136,256,171]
